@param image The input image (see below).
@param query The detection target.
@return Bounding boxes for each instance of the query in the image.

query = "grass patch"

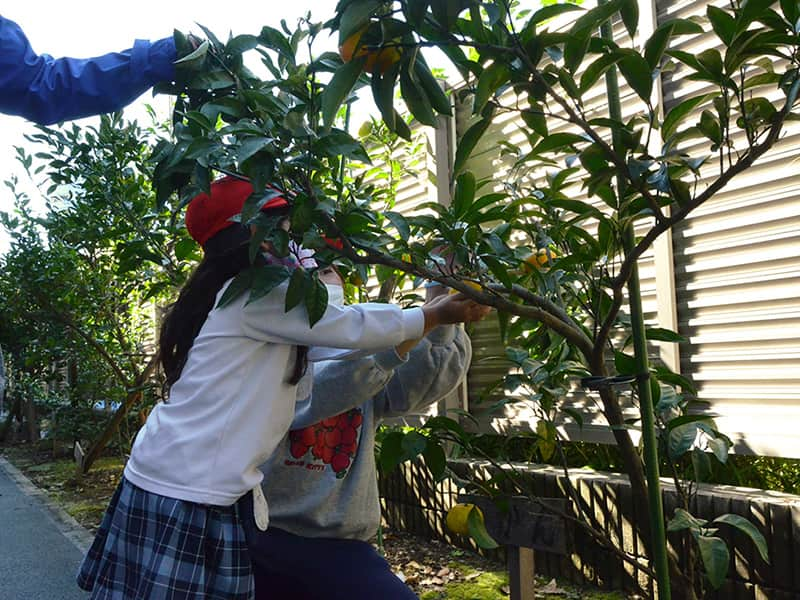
[2,442,124,531]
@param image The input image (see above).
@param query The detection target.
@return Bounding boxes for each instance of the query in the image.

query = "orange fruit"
[339,27,402,74]
[523,248,557,273]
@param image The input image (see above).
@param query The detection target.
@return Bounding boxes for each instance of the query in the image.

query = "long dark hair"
[159,225,307,392]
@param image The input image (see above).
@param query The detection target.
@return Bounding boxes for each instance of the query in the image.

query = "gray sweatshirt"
[258,324,471,540]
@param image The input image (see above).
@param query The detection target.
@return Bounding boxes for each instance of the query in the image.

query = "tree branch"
[612,77,800,289]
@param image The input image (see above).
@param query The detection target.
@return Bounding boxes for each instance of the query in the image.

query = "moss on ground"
[420,563,507,600]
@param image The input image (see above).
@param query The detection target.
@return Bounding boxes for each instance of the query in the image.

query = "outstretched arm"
[374,324,472,420]
[0,15,175,124]
[290,350,408,429]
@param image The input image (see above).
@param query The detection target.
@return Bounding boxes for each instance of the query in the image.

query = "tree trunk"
[80,354,159,474]
[597,384,698,598]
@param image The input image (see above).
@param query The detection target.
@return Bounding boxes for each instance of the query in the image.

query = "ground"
[1,442,633,599]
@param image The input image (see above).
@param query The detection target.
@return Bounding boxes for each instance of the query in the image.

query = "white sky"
[0,0,341,253]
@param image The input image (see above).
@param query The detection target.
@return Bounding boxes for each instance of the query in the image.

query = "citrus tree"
[151,1,799,596]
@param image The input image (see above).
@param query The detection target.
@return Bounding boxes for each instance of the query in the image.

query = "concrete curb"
[0,457,94,554]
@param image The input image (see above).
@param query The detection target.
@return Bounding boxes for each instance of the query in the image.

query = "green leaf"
[692,448,712,482]
[453,171,476,218]
[780,0,799,25]
[174,40,209,68]
[707,437,729,464]
[570,0,623,35]
[247,265,291,305]
[385,211,410,241]
[467,506,499,549]
[321,59,364,128]
[697,535,730,590]
[401,431,428,457]
[645,327,686,342]
[237,137,274,164]
[423,440,447,480]
[453,116,492,176]
[669,422,700,459]
[400,62,437,127]
[564,35,591,74]
[530,132,585,155]
[304,276,329,327]
[338,0,381,42]
[521,107,548,137]
[474,62,510,114]
[699,110,722,145]
[379,431,405,472]
[259,25,295,60]
[668,508,706,533]
[316,129,371,163]
[547,198,606,220]
[580,52,624,92]
[614,350,636,375]
[713,514,769,564]
[697,48,724,78]
[174,238,198,262]
[662,93,716,140]
[216,267,256,308]
[707,6,736,45]
[371,62,401,132]
[644,23,675,70]
[529,3,584,27]
[285,268,307,312]
[414,58,452,115]
[482,255,513,289]
[424,416,467,440]
[618,54,654,103]
[227,34,260,55]
[620,0,639,38]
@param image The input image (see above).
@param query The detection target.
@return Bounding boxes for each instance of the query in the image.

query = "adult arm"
[0,15,175,124]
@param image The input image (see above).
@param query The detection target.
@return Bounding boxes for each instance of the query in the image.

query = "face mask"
[325,283,345,307]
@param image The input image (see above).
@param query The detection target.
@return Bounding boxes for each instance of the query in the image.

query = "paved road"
[0,459,89,599]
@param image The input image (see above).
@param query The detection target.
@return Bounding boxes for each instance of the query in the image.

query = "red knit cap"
[185,176,289,247]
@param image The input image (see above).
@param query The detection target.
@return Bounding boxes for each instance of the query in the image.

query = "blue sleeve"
[0,15,176,125]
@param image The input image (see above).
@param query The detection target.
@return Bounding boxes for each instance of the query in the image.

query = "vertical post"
[598,2,672,598]
[508,546,537,600]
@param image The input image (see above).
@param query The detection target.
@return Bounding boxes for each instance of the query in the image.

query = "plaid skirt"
[77,477,253,599]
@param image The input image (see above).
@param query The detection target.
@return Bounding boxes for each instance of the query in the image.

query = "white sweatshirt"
[124,280,424,506]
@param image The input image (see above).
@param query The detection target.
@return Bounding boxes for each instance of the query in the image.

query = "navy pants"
[240,497,417,599]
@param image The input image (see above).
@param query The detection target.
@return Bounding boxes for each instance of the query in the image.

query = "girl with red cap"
[77,176,490,599]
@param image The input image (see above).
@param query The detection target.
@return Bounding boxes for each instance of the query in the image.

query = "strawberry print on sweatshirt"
[286,408,363,478]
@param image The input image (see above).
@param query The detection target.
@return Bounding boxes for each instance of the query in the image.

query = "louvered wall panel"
[658,0,800,456]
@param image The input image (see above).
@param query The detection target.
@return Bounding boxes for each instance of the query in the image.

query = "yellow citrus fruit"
[523,248,557,272]
[449,280,482,294]
[358,121,373,137]
[446,503,483,536]
[339,26,402,74]
[401,253,412,263]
